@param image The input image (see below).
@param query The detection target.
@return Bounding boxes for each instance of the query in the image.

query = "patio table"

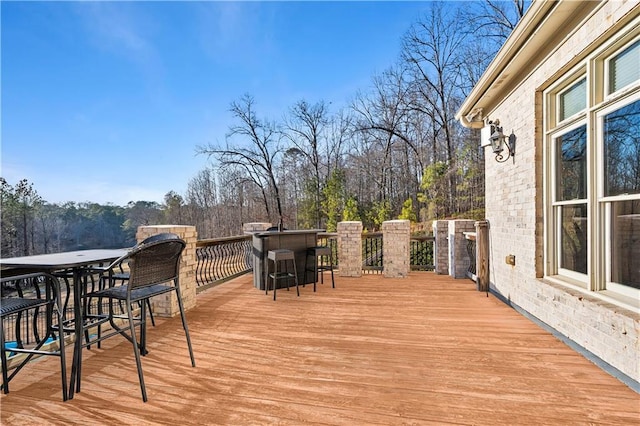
[1,249,127,400]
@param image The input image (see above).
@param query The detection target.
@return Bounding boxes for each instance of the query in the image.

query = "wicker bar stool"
[265,249,299,301]
[305,246,335,291]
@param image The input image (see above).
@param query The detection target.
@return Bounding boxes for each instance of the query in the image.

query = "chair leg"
[146,299,155,327]
[53,299,69,401]
[273,260,278,301]
[314,255,319,291]
[139,301,148,356]
[264,258,269,296]
[292,259,300,297]
[330,264,335,288]
[0,321,10,394]
[126,302,148,402]
[174,283,196,368]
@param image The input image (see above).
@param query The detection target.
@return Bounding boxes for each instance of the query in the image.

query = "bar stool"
[265,249,299,301]
[305,246,335,291]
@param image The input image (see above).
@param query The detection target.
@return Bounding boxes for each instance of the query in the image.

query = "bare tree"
[464,0,529,44]
[402,3,469,215]
[351,65,427,213]
[197,94,286,229]
[281,99,329,228]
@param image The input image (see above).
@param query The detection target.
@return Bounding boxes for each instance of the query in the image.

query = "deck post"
[432,220,449,275]
[337,221,363,277]
[382,220,410,278]
[475,220,490,292]
[137,225,198,316]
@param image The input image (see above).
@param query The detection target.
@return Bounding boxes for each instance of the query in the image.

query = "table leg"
[68,268,83,399]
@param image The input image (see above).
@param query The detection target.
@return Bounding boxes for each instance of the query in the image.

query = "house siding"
[482,1,639,383]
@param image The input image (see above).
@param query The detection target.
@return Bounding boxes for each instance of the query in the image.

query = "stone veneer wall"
[382,220,410,278]
[337,221,362,277]
[137,225,197,317]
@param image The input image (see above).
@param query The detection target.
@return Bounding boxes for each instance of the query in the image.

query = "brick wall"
[337,221,362,277]
[480,1,639,381]
[433,220,449,275]
[382,220,410,278]
[136,225,197,317]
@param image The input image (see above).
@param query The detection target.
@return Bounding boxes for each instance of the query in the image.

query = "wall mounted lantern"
[487,119,516,163]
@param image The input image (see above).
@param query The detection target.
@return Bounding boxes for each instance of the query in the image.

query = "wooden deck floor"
[1,272,638,425]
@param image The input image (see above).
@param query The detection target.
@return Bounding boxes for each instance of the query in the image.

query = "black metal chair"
[99,262,156,327]
[84,233,195,402]
[0,272,68,401]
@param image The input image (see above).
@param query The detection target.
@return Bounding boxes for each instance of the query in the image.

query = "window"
[553,125,588,277]
[600,99,640,291]
[559,78,586,121]
[546,36,640,301]
[608,40,639,94]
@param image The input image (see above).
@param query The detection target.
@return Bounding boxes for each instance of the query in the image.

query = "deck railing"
[362,232,383,274]
[195,235,253,289]
[464,232,477,281]
[361,232,435,273]
[410,235,435,271]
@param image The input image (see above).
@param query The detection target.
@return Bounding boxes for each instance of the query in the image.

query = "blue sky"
[1,1,431,206]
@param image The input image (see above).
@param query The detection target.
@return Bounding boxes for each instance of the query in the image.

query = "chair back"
[126,233,186,290]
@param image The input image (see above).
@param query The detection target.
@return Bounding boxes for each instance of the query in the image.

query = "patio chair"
[0,272,68,401]
[85,233,196,402]
[265,249,299,300]
[99,262,156,327]
[66,259,156,354]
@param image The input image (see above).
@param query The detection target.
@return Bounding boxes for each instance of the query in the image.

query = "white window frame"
[557,77,587,124]
[543,27,640,306]
[549,120,589,285]
[595,92,640,298]
[604,39,640,98]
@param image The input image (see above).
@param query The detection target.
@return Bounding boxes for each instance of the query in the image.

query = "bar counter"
[250,229,323,290]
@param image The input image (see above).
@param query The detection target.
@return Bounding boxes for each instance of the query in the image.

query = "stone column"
[337,221,362,277]
[382,220,410,278]
[447,220,476,279]
[136,225,197,317]
[433,220,449,275]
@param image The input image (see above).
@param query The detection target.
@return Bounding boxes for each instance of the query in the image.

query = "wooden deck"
[1,272,638,425]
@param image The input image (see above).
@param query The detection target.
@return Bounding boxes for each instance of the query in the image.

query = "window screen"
[559,78,586,121]
[609,40,639,94]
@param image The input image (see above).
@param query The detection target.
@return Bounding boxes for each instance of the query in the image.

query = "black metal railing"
[362,232,383,274]
[464,232,477,281]
[195,235,253,288]
[410,235,435,271]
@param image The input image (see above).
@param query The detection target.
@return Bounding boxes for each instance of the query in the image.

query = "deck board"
[1,272,638,425]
